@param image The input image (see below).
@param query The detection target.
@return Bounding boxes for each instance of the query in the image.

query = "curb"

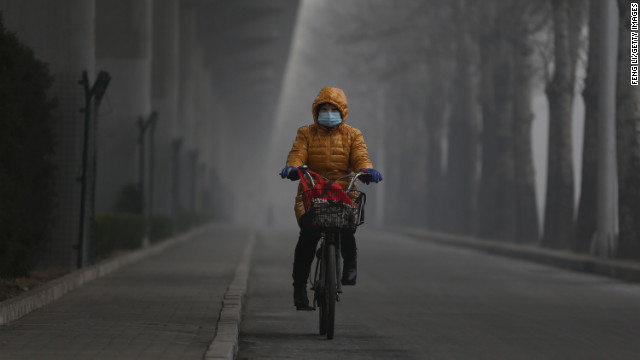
[398,227,640,283]
[204,231,256,360]
[0,224,216,326]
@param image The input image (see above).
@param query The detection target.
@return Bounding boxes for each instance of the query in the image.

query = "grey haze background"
[263,0,586,230]
[0,0,595,268]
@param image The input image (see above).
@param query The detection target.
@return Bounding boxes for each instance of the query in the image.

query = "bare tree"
[616,0,640,259]
[512,46,540,243]
[574,0,600,253]
[512,1,548,243]
[442,0,480,236]
[423,4,455,232]
[541,0,586,249]
[333,0,431,226]
[333,0,542,238]
[425,85,449,231]
[476,1,518,241]
[337,0,455,227]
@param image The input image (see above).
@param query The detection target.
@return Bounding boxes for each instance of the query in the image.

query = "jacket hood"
[311,87,349,125]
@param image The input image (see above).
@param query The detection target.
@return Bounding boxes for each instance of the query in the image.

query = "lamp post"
[171,139,183,234]
[137,111,158,247]
[77,70,111,269]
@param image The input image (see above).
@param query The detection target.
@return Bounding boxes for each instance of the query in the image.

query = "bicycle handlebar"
[295,165,372,193]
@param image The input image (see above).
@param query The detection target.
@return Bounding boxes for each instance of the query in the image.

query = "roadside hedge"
[175,210,213,233]
[93,213,146,259]
[93,212,209,261]
[0,17,57,278]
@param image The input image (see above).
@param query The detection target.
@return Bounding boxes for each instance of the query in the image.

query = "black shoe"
[294,285,313,310]
[341,259,357,285]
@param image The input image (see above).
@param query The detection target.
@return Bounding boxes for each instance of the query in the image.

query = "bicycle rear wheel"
[315,242,327,335]
[324,241,337,339]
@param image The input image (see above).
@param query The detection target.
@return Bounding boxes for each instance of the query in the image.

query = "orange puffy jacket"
[285,87,374,225]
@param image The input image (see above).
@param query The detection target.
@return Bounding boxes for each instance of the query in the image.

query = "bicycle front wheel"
[324,241,337,339]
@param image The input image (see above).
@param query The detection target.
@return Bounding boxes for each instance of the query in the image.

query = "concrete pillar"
[95,0,152,213]
[178,6,201,212]
[151,0,180,216]
[194,65,216,213]
[0,0,96,269]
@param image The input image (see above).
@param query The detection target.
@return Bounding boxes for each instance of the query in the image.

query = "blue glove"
[359,168,382,184]
[280,166,299,180]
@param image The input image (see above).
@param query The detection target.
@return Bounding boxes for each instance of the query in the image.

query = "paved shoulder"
[0,224,251,360]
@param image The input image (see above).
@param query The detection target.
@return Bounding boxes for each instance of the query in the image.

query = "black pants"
[292,214,357,287]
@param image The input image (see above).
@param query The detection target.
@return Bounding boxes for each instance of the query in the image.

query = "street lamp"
[76,70,111,269]
[137,111,158,247]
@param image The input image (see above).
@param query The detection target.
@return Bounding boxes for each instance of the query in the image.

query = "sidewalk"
[399,227,640,284]
[0,224,252,360]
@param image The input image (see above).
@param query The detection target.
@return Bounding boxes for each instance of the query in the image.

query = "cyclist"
[280,86,382,310]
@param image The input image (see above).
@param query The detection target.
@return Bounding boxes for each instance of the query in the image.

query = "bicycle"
[296,165,370,340]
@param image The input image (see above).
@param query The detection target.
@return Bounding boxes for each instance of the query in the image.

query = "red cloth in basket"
[298,169,353,210]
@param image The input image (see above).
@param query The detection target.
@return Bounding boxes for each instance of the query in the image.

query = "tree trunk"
[574,0,600,253]
[616,0,640,259]
[541,0,578,249]
[425,81,448,231]
[403,84,430,225]
[476,7,517,241]
[512,38,540,244]
[445,18,479,236]
[385,83,406,226]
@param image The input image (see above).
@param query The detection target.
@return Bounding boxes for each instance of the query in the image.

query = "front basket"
[303,189,365,230]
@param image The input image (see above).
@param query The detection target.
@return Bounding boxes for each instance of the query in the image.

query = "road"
[238,229,640,360]
[2,226,640,359]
